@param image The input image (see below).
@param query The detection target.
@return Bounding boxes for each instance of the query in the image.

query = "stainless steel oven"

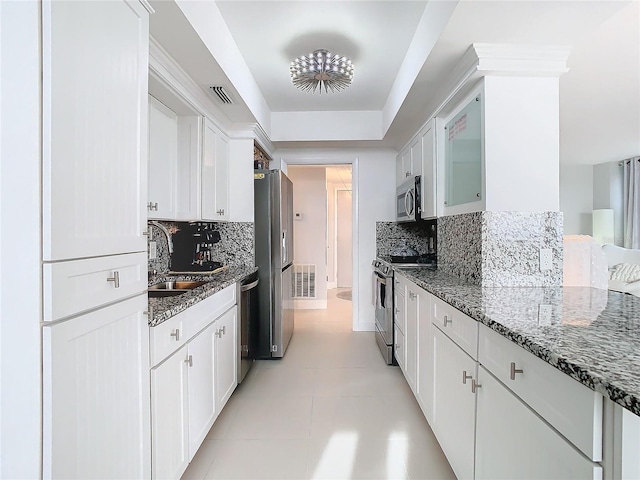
[372,259,395,364]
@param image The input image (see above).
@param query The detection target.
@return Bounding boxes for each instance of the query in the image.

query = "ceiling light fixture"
[289,49,354,94]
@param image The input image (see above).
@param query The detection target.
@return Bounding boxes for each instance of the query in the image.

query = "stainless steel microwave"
[396,175,421,222]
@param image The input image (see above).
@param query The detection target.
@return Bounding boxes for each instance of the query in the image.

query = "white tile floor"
[182,289,455,480]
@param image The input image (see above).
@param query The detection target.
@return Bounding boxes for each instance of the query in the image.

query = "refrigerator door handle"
[282,230,286,264]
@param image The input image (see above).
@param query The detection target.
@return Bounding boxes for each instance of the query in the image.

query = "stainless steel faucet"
[148,221,174,254]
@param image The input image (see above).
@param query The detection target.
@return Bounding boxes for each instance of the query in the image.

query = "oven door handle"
[375,272,387,285]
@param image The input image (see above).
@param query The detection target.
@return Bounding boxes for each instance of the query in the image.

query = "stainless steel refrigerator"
[254,170,294,358]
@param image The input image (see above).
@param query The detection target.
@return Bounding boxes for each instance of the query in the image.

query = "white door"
[187,322,217,460]
[475,366,602,479]
[148,96,178,220]
[42,0,148,260]
[336,189,352,288]
[42,294,150,480]
[151,347,189,480]
[215,307,238,410]
[432,327,477,480]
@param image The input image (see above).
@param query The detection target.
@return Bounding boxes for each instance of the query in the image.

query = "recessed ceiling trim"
[271,110,383,142]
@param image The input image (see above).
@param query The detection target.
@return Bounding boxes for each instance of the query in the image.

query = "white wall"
[559,163,593,235]
[483,76,560,212]
[326,177,353,288]
[276,149,396,331]
[287,167,328,309]
[0,2,42,477]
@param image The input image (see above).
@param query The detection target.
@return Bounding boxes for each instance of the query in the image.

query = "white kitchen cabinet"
[432,326,477,480]
[475,365,602,480]
[148,96,178,219]
[420,119,437,219]
[394,324,406,373]
[150,289,238,479]
[416,287,433,424]
[147,95,202,221]
[410,138,423,179]
[202,118,230,221]
[187,322,217,461]
[405,281,419,394]
[151,346,189,480]
[42,0,148,261]
[215,306,238,409]
[42,294,151,480]
[396,141,422,187]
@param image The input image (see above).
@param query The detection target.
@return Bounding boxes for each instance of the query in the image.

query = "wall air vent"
[208,85,234,105]
[292,264,316,298]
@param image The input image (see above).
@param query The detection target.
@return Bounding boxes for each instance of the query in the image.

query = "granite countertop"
[148,265,258,327]
[391,263,640,417]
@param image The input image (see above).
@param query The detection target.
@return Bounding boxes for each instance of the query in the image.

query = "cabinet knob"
[170,329,180,341]
[443,315,452,326]
[185,355,193,367]
[471,379,482,393]
[462,370,472,384]
[476,193,481,198]
[106,271,120,288]
[510,362,524,380]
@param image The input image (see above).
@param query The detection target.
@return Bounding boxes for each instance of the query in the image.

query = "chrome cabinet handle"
[106,271,120,288]
[462,371,472,384]
[147,202,158,211]
[443,315,452,326]
[221,325,226,335]
[510,362,524,380]
[471,379,482,393]
[409,292,416,300]
[185,355,193,367]
[143,306,154,321]
[405,171,411,177]
[170,329,180,341]
[215,329,222,338]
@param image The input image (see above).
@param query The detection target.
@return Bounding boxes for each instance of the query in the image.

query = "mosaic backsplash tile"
[437,211,563,287]
[147,221,254,272]
[376,221,437,258]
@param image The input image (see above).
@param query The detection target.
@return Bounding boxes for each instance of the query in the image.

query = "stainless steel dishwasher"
[238,273,259,383]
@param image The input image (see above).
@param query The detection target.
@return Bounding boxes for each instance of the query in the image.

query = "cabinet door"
[42,0,148,260]
[475,366,602,480]
[151,347,189,480]
[421,120,437,219]
[215,307,238,410]
[215,134,230,221]
[395,154,404,186]
[410,139,422,178]
[187,322,217,461]
[394,324,406,373]
[148,96,178,219]
[432,326,476,480]
[394,275,407,334]
[402,150,412,180]
[416,289,433,423]
[42,295,150,480]
[405,285,418,393]
[202,119,230,221]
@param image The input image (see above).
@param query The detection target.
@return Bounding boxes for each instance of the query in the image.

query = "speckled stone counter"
[392,263,640,417]
[148,265,258,327]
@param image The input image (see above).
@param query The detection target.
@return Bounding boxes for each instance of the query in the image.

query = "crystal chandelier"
[289,49,354,94]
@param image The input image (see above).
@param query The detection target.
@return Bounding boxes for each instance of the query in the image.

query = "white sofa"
[602,244,640,296]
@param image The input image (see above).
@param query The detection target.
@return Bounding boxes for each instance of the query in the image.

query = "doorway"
[286,165,353,323]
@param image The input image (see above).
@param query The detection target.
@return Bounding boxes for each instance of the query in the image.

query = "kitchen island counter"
[148,265,258,327]
[394,265,640,417]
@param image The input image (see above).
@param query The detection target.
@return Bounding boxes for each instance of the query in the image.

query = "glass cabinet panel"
[444,94,483,207]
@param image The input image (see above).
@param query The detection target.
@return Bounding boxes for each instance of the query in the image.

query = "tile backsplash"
[438,211,563,287]
[147,221,254,273]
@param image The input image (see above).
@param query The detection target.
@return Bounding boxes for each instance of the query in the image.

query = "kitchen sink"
[148,280,208,298]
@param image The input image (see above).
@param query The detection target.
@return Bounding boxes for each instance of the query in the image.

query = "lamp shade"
[592,209,614,245]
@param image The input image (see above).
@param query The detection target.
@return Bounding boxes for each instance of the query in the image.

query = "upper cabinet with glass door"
[437,86,485,217]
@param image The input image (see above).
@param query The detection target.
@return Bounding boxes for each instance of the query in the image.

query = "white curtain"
[623,156,640,249]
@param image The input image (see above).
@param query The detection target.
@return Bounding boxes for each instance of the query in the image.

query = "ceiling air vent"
[209,85,233,105]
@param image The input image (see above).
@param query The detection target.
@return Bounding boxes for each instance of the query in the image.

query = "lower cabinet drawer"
[432,295,478,359]
[476,365,602,480]
[43,252,147,322]
[150,312,187,368]
[182,284,236,340]
[478,324,603,461]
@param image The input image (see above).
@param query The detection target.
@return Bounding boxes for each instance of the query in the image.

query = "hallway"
[182,289,455,479]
